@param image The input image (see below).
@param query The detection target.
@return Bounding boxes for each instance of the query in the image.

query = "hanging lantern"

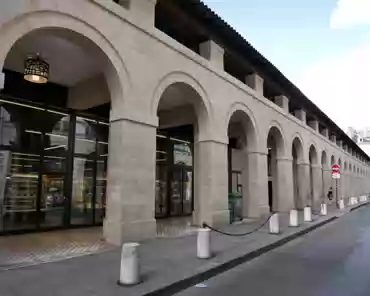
[24,54,49,84]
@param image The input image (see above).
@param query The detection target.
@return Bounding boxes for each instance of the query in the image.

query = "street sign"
[332,164,341,179]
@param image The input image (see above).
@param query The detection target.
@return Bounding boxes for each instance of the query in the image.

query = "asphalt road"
[178,206,370,296]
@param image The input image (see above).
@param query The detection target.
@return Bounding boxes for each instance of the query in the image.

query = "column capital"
[247,150,268,156]
[110,115,158,128]
[276,157,293,162]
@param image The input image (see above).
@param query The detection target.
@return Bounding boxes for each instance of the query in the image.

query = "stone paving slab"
[0,201,369,296]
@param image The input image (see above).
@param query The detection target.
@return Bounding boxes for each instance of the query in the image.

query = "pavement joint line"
[141,216,338,296]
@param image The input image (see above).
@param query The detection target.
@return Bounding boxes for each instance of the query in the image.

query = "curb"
[350,201,370,212]
[143,216,337,296]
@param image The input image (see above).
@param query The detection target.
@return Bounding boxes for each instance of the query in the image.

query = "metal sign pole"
[336,178,339,208]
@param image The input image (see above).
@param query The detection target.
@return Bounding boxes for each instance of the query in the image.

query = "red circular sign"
[332,164,341,174]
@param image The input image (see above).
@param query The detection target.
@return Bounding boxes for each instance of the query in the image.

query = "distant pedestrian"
[327,187,333,201]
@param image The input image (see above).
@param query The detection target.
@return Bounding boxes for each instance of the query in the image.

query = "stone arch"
[226,102,259,151]
[292,135,304,209]
[331,155,336,166]
[291,133,304,161]
[0,10,129,113]
[267,121,286,157]
[152,71,212,141]
[226,104,259,218]
[266,122,286,212]
[321,150,328,168]
[309,144,318,165]
[308,144,319,205]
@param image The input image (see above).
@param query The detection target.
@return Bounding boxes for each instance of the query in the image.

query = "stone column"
[193,140,229,226]
[297,162,310,208]
[311,164,323,209]
[322,165,332,202]
[276,157,294,212]
[274,95,289,113]
[244,151,269,217]
[103,118,157,245]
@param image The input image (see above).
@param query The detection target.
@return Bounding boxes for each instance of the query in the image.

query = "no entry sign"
[332,164,341,179]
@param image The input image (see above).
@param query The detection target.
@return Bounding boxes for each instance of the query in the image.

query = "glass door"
[39,112,70,229]
[170,166,193,216]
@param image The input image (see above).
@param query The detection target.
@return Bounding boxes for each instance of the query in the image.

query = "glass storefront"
[0,97,108,234]
[155,126,194,218]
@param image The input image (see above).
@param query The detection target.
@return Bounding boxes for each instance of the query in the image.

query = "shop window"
[0,106,17,146]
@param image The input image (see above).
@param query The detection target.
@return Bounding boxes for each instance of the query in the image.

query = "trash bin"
[228,192,242,223]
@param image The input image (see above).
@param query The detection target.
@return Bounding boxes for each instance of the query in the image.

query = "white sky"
[298,0,370,132]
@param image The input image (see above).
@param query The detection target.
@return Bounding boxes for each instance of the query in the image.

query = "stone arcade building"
[0,0,369,245]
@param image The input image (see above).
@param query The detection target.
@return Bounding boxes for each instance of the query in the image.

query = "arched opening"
[321,150,328,201]
[227,109,257,219]
[0,27,122,234]
[292,137,303,209]
[267,126,285,212]
[155,81,208,231]
[309,145,318,206]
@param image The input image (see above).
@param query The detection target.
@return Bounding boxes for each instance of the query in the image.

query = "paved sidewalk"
[0,201,368,296]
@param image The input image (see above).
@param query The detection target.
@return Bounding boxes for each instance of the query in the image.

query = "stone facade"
[0,0,369,245]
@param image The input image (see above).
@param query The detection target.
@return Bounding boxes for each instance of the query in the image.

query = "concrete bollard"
[354,197,359,204]
[289,209,299,227]
[118,243,140,286]
[197,228,211,259]
[320,203,327,216]
[269,213,280,234]
[338,199,345,209]
[304,206,312,222]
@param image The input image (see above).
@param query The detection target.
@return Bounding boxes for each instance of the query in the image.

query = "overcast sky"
[202,0,370,132]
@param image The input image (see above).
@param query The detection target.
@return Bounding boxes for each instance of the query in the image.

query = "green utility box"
[228,192,242,223]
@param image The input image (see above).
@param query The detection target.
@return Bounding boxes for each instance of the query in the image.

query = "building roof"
[176,0,369,162]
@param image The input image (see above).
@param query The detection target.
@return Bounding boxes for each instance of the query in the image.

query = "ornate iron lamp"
[24,54,49,84]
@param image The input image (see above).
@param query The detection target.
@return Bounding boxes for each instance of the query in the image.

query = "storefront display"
[0,97,109,234]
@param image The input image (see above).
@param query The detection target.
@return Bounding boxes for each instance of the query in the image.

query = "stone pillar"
[0,72,4,90]
[330,134,337,143]
[103,118,157,245]
[308,120,319,132]
[245,73,264,96]
[276,157,294,212]
[322,165,332,201]
[337,140,343,149]
[274,95,289,113]
[245,151,269,217]
[294,109,306,123]
[129,0,157,28]
[193,140,229,226]
[297,162,310,208]
[311,164,323,209]
[199,40,225,69]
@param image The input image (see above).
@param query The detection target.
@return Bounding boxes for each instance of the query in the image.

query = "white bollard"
[269,213,280,234]
[320,203,327,216]
[118,243,140,286]
[289,209,299,227]
[197,228,211,259]
[338,199,345,209]
[304,206,312,222]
